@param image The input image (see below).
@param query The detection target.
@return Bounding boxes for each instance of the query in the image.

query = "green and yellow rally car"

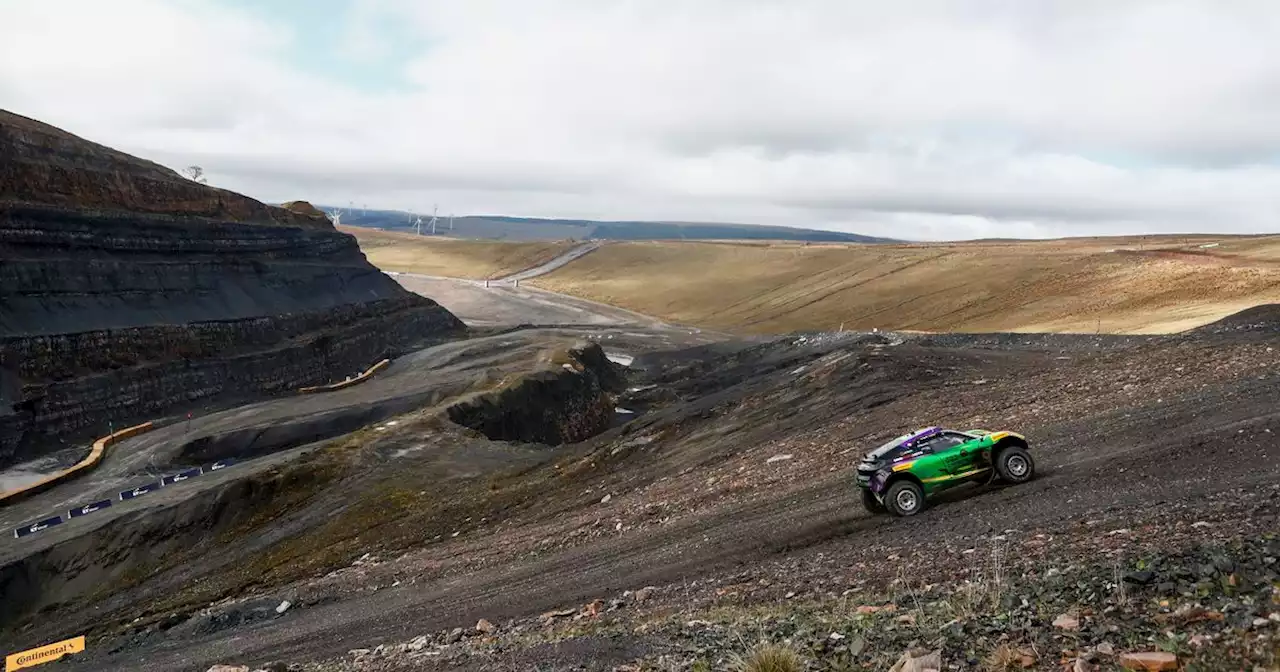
[855,426,1035,516]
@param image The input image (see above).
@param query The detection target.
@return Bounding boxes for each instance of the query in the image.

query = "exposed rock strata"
[447,343,625,445]
[0,110,464,466]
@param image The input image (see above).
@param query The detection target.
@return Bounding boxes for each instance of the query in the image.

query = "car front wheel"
[995,446,1035,484]
[885,480,925,517]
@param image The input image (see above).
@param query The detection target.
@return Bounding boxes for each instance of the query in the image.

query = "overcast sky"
[3,0,1280,240]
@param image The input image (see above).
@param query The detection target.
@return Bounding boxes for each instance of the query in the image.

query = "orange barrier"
[0,421,155,506]
[297,358,390,394]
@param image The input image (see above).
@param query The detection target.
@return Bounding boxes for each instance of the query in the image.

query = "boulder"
[888,648,942,672]
[1119,652,1178,671]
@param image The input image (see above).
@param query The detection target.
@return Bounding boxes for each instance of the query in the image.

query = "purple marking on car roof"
[903,427,942,446]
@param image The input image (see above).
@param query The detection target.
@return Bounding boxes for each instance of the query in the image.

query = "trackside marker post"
[5,634,85,670]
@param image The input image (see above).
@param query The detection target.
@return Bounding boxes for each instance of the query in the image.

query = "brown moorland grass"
[340,225,575,280]
[527,235,1280,335]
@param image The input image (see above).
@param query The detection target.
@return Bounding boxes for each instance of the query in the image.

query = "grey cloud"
[6,0,1280,241]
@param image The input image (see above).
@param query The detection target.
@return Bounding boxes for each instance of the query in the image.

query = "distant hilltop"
[315,206,894,243]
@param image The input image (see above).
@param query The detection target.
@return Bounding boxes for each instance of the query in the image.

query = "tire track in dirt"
[699,256,872,324]
[740,253,953,329]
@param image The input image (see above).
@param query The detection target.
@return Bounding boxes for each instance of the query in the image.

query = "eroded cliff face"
[0,110,464,466]
[446,344,626,446]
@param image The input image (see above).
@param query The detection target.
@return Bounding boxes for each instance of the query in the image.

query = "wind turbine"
[413,215,424,235]
[428,204,439,235]
[326,208,344,225]
[449,213,454,232]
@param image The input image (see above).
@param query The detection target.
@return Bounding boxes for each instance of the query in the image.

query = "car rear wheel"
[861,488,886,514]
[885,480,925,517]
[995,445,1035,484]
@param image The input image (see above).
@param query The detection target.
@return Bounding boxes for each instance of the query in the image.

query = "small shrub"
[729,641,805,672]
[982,644,1035,671]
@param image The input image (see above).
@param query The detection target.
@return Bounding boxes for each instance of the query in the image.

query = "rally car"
[855,426,1034,516]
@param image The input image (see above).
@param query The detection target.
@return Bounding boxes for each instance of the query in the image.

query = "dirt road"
[496,241,602,283]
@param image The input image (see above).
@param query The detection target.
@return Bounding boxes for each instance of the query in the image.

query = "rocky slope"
[0,109,464,467]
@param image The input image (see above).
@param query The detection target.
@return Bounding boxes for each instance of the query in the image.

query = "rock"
[255,664,288,672]
[1123,570,1155,585]
[829,632,845,640]
[1252,617,1270,628]
[1191,521,1212,529]
[540,608,578,623]
[1072,659,1098,672]
[1053,613,1080,631]
[600,494,612,504]
[1119,652,1178,671]
[766,454,794,463]
[888,648,942,672]
[347,649,371,658]
[633,586,656,603]
[445,628,464,644]
[1095,642,1116,657]
[406,635,430,652]
[207,666,249,672]
[275,600,291,615]
[581,600,605,617]
[475,618,495,634]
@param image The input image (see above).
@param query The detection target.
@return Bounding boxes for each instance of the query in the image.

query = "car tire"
[995,445,1035,484]
[861,488,886,514]
[885,480,926,517]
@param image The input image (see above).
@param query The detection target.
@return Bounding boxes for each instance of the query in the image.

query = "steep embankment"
[527,238,1280,335]
[0,109,464,467]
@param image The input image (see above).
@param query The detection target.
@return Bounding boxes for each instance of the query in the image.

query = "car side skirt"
[921,466,992,488]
